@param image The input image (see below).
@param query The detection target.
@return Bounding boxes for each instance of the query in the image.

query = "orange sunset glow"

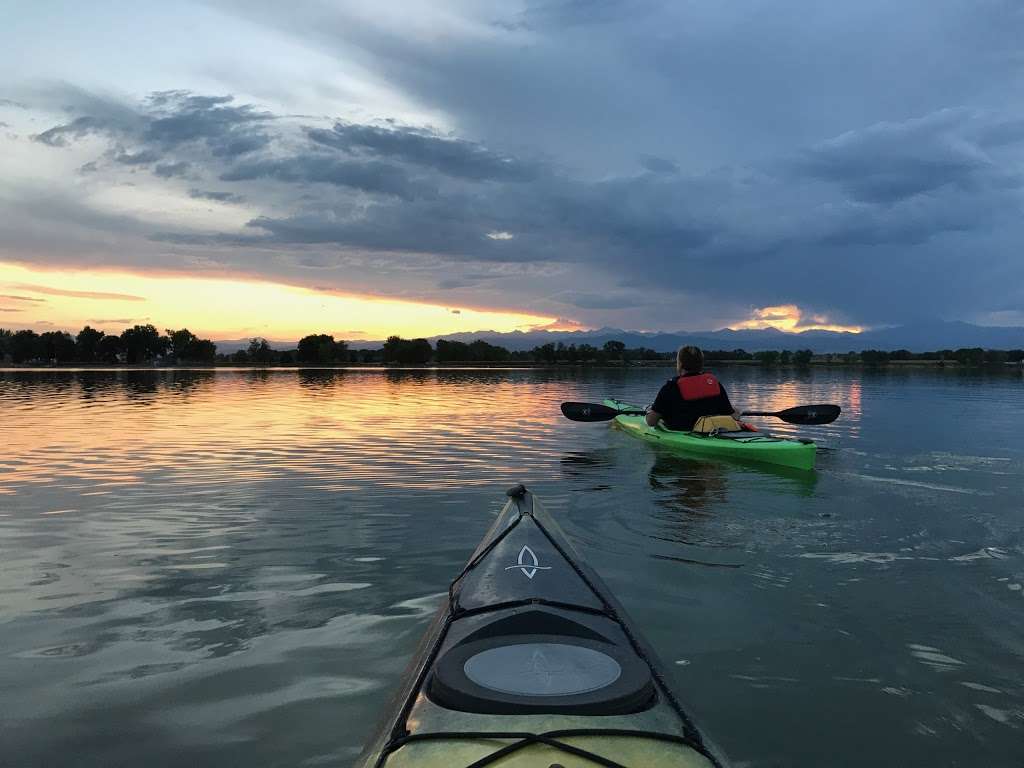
[729,304,864,334]
[0,262,557,340]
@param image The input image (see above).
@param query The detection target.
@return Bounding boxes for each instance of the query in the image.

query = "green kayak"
[604,398,816,472]
[356,485,726,768]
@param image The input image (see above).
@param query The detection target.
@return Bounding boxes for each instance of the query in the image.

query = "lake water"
[1,366,1022,767]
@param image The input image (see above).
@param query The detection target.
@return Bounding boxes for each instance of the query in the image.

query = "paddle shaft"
[562,401,839,425]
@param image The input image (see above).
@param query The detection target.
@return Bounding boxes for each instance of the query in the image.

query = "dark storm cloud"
[306,123,540,181]
[34,116,110,147]
[154,161,190,178]
[220,156,429,200]
[639,155,678,174]
[31,90,272,175]
[114,148,161,165]
[142,90,273,157]
[793,110,1020,204]
[188,188,244,203]
[15,0,1024,328]
[127,99,1024,330]
[554,291,640,310]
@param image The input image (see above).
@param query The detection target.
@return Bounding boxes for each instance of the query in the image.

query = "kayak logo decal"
[504,545,551,580]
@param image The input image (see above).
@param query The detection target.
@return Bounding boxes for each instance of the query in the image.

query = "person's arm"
[647,381,672,427]
[719,384,740,419]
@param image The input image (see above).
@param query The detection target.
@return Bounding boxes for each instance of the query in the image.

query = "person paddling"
[645,345,743,432]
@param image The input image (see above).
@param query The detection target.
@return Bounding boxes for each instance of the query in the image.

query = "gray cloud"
[125,99,1024,325]
[221,156,428,200]
[142,90,273,158]
[114,148,161,165]
[11,0,1024,329]
[154,161,190,178]
[639,155,679,174]
[306,123,540,182]
[34,116,110,147]
[793,110,1019,204]
[188,188,244,203]
[554,291,641,310]
[12,284,146,301]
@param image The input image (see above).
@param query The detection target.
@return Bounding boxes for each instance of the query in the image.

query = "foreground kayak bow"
[356,485,726,768]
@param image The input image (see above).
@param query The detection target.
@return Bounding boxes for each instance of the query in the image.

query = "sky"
[2,0,1023,340]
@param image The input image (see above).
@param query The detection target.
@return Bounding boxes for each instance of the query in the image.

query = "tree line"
[741,348,1024,365]
[0,325,217,364]
[2,326,1022,366]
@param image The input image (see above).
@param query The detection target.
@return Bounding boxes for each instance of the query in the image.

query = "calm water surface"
[1,367,1022,767]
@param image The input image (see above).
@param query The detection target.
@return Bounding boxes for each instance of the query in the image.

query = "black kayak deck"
[356,484,726,768]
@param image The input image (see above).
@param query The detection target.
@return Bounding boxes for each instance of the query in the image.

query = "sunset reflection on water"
[1,366,1022,768]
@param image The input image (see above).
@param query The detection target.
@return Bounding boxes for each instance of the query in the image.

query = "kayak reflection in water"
[645,345,744,432]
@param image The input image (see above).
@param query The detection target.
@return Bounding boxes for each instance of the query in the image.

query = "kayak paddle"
[562,401,841,425]
[740,404,841,425]
[560,401,644,422]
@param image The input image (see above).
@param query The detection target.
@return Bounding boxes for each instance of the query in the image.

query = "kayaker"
[645,345,742,431]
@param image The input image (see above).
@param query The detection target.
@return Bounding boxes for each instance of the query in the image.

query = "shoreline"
[1,359,1022,372]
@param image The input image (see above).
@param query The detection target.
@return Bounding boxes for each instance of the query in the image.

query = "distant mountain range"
[215,320,1023,354]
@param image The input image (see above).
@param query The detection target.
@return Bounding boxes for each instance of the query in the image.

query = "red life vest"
[677,372,721,401]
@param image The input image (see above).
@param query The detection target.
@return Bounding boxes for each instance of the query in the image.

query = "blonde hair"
[676,345,704,374]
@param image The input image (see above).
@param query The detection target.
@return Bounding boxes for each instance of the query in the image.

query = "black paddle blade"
[560,402,625,422]
[772,404,841,425]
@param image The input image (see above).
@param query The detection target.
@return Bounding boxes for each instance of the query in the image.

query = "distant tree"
[436,339,469,362]
[754,350,780,365]
[75,326,105,362]
[10,329,41,363]
[357,348,381,364]
[247,337,274,364]
[793,349,814,366]
[603,340,626,360]
[0,328,12,361]
[890,349,913,361]
[298,334,345,363]
[383,335,432,364]
[953,347,985,366]
[984,349,1007,365]
[164,328,215,363]
[121,324,168,363]
[96,335,122,363]
[860,349,890,365]
[189,339,216,363]
[38,331,76,363]
[467,339,509,362]
[232,349,250,363]
[407,338,432,364]
[779,349,792,365]
[166,328,197,360]
[532,343,557,363]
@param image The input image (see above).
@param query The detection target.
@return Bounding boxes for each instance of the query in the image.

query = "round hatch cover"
[463,642,622,697]
[428,633,655,715]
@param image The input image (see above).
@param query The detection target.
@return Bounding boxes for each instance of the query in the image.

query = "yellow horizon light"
[728,304,863,334]
[0,262,557,340]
